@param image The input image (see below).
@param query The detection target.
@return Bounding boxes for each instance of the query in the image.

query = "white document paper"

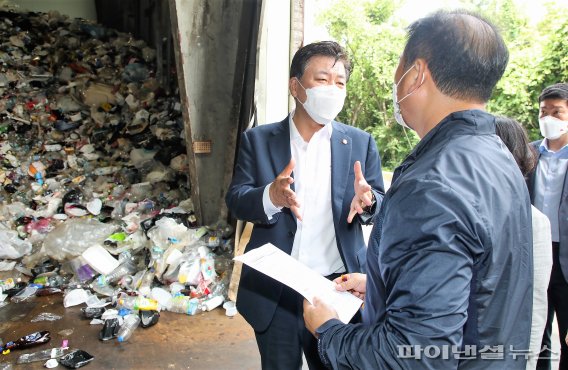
[234,243,363,323]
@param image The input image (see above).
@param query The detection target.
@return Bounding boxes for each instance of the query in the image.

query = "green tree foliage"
[318,0,568,169]
[319,0,419,171]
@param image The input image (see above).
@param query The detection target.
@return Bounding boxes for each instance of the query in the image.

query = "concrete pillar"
[169,0,261,226]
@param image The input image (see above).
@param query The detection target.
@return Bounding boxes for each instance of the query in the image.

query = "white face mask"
[392,65,424,129]
[295,78,346,126]
[539,115,568,140]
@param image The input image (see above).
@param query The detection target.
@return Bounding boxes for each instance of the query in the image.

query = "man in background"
[529,82,568,370]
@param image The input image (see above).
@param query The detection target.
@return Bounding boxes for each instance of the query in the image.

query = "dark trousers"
[254,285,327,370]
[537,243,568,370]
[254,273,346,370]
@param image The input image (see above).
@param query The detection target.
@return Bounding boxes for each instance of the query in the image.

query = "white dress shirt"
[262,113,345,275]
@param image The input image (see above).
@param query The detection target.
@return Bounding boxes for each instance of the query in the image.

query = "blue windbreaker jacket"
[317,110,533,370]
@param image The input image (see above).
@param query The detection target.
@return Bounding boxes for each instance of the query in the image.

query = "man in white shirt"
[528,82,568,370]
[226,41,385,370]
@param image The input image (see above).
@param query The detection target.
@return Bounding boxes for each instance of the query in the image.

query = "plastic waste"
[81,306,105,319]
[81,245,119,275]
[0,278,15,291]
[150,287,172,310]
[63,288,89,308]
[137,268,155,296]
[117,295,159,311]
[1,331,51,355]
[223,301,238,317]
[30,313,62,322]
[168,295,201,315]
[202,295,224,312]
[35,287,63,297]
[17,347,68,364]
[58,349,94,368]
[41,218,116,261]
[99,318,120,341]
[32,275,68,288]
[66,257,96,282]
[10,286,38,303]
[139,310,160,328]
[98,260,137,285]
[117,314,141,342]
[0,227,32,259]
[2,281,27,298]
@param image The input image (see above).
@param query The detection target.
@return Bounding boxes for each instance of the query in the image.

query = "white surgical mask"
[295,78,346,126]
[392,65,424,129]
[539,115,568,140]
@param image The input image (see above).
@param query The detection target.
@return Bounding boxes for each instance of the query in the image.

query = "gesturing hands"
[347,161,373,223]
[269,159,302,220]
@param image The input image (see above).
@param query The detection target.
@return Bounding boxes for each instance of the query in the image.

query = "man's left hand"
[347,161,373,223]
[303,297,339,337]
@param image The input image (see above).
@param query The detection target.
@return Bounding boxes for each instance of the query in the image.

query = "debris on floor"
[0,8,236,367]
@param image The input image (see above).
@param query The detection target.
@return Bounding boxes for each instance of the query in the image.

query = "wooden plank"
[228,222,253,302]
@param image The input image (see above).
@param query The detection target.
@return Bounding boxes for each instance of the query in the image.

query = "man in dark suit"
[225,41,384,370]
[528,82,568,370]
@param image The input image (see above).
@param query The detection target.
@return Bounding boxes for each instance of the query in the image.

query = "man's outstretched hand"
[347,161,373,223]
[269,158,302,220]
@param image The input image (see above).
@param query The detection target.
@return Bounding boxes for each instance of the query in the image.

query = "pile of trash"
[0,9,236,368]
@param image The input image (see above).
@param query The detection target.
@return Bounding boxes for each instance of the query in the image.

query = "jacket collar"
[408,109,494,160]
[393,110,494,182]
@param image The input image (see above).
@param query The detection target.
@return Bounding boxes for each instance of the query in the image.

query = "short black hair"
[290,41,352,82]
[539,83,568,102]
[403,10,509,103]
[494,115,536,178]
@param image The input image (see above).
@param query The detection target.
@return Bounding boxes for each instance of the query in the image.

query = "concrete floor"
[0,294,260,369]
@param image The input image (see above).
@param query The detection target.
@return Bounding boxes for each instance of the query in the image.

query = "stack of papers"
[234,243,363,323]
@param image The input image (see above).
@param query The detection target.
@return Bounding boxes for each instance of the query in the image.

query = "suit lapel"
[268,117,294,191]
[331,122,351,226]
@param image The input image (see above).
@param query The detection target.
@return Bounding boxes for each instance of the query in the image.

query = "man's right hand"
[333,273,366,300]
[269,159,302,220]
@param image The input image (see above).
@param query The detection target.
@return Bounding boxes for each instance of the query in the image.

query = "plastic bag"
[42,219,116,261]
[0,227,32,259]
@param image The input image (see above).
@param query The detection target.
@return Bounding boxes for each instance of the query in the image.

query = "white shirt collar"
[289,110,333,143]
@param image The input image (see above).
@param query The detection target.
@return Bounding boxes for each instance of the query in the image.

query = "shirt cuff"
[263,184,282,220]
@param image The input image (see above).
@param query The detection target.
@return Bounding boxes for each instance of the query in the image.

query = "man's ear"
[409,59,427,91]
[289,77,299,99]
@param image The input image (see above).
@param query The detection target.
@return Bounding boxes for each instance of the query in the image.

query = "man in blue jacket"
[528,82,568,369]
[304,10,533,369]
[226,41,385,369]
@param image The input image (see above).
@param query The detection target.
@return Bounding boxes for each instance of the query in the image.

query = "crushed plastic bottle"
[98,261,137,286]
[1,331,51,355]
[202,295,224,312]
[117,314,141,342]
[17,347,68,364]
[136,268,155,296]
[168,295,201,315]
[10,286,38,303]
[117,295,159,311]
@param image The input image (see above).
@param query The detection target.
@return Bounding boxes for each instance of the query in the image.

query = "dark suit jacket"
[528,140,568,282]
[226,115,385,332]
